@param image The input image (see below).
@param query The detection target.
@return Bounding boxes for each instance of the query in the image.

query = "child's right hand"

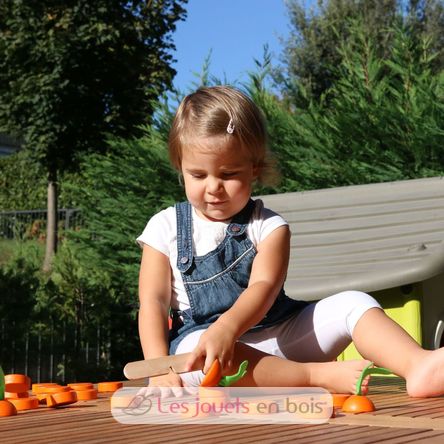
[185,320,236,376]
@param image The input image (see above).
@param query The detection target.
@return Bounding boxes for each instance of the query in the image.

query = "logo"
[111,387,333,425]
[122,395,153,416]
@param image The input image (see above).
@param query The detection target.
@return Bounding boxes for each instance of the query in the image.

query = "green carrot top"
[356,362,393,395]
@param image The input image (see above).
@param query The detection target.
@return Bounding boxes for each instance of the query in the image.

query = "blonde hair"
[168,86,278,185]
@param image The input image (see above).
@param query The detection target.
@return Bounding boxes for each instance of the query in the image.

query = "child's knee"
[337,290,381,334]
[175,329,205,354]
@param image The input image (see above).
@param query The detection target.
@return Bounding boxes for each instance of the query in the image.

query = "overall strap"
[226,199,256,237]
[176,201,193,272]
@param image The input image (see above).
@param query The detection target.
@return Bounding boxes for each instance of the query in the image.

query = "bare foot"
[310,359,372,394]
[406,348,444,397]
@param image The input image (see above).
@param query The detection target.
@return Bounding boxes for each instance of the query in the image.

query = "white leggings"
[175,290,381,386]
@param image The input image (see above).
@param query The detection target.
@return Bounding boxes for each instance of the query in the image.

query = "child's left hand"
[185,321,236,375]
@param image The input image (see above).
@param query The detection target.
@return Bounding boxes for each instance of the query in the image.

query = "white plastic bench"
[259,176,444,352]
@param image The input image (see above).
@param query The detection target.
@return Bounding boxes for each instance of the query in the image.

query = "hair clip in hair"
[226,118,235,134]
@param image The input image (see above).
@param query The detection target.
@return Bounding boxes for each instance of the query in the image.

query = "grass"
[0,238,45,266]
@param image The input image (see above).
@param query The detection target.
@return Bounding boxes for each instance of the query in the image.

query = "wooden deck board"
[382,432,444,444]
[1,377,444,443]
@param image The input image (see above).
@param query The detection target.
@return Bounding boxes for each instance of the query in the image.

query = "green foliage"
[0,0,188,170]
[0,119,186,379]
[66,125,184,303]
[0,150,90,210]
[278,0,444,107]
[250,22,443,191]
[0,150,47,210]
[43,241,109,323]
[323,22,444,181]
[0,237,139,381]
[0,243,41,333]
[244,48,336,192]
[0,0,188,268]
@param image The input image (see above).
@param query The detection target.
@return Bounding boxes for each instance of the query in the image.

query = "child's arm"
[186,225,291,374]
[138,244,182,387]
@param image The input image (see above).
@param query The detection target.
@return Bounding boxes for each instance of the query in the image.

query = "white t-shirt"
[136,199,288,311]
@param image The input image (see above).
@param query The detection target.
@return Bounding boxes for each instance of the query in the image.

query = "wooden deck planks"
[1,377,444,443]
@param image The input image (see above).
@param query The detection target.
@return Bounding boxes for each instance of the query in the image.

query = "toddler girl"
[137,85,444,397]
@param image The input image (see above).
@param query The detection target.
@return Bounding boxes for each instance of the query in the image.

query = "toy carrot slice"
[75,389,98,401]
[5,391,29,399]
[331,393,350,408]
[68,383,94,391]
[40,386,72,394]
[32,383,61,394]
[8,397,39,411]
[200,360,222,387]
[4,374,31,393]
[200,360,249,387]
[46,391,78,408]
[97,382,123,392]
[0,400,17,416]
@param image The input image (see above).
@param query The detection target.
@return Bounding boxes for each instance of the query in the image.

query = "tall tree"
[277,0,444,107]
[405,0,444,71]
[0,0,187,271]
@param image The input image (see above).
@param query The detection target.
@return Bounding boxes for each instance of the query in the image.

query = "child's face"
[181,136,258,221]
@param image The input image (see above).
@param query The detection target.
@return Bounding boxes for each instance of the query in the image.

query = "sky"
[171,0,294,92]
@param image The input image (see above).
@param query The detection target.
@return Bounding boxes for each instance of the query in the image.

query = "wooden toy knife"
[124,353,205,380]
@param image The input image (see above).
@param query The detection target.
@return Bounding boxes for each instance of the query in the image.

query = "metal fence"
[0,208,82,239]
[0,321,112,384]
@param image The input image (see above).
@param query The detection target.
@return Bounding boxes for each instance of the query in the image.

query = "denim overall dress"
[169,199,307,354]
